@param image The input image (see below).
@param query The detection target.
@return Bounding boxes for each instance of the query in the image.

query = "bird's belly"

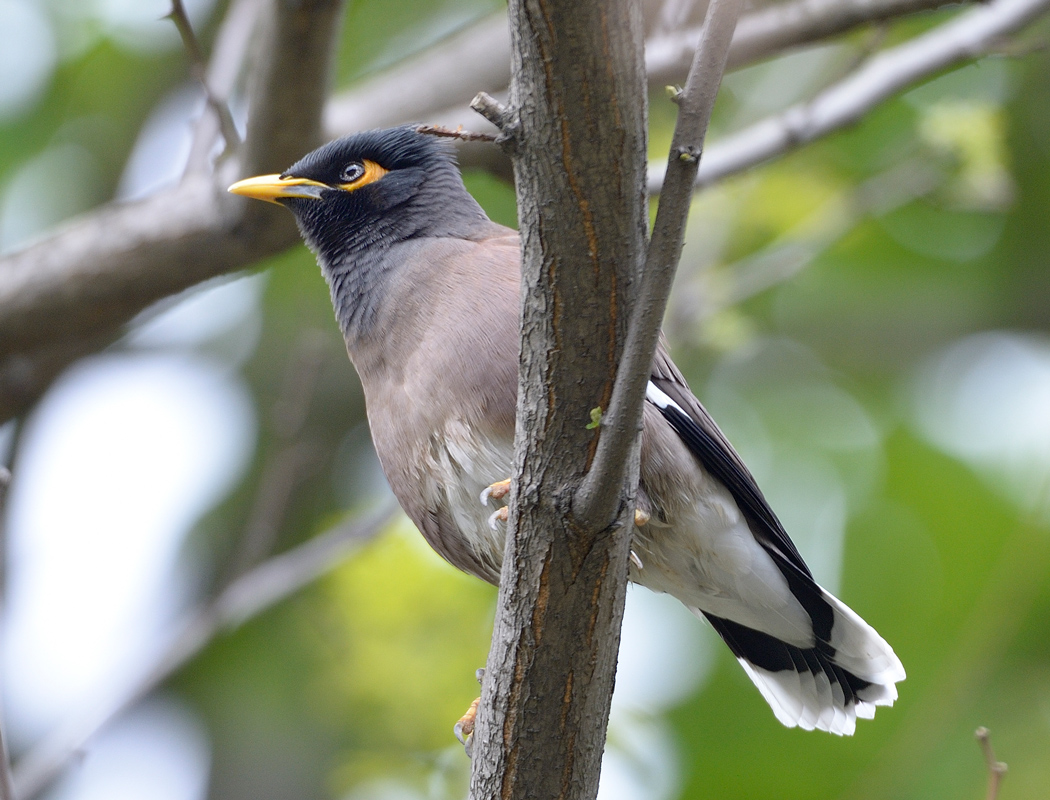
[416,423,811,647]
[431,420,514,575]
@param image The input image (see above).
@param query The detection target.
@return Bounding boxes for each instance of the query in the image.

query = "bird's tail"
[700,589,905,736]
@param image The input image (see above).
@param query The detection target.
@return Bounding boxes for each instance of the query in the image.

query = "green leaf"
[586,406,603,430]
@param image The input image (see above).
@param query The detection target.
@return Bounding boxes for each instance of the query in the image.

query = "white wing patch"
[646,380,684,413]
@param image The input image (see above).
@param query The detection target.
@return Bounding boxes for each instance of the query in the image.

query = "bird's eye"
[340,162,365,183]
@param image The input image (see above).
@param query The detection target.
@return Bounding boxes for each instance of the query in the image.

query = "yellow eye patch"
[338,159,388,191]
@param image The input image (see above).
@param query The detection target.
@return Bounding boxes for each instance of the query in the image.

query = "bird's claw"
[480,478,512,506]
[454,696,481,757]
[488,506,509,529]
[455,668,485,758]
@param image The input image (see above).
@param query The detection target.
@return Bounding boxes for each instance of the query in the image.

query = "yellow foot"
[454,696,480,756]
[633,508,650,527]
[480,478,512,506]
[455,669,485,757]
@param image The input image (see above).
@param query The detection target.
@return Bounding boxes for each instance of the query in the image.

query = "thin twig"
[0,421,26,800]
[185,0,264,174]
[649,0,1050,193]
[0,465,12,800]
[723,0,964,69]
[575,0,742,522]
[166,0,241,152]
[415,124,498,142]
[11,500,398,800]
[975,727,1008,800]
[0,720,12,800]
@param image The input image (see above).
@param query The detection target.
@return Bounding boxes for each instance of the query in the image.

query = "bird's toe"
[480,478,512,506]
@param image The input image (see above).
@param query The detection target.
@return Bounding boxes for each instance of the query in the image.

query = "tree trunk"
[467,1,649,798]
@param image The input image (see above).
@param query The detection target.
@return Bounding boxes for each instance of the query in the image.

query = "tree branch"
[11,501,398,800]
[0,465,13,800]
[185,0,265,174]
[321,0,977,145]
[576,0,741,524]
[975,727,1008,800]
[468,92,514,135]
[335,0,979,152]
[166,0,241,153]
[323,14,513,134]
[0,0,346,420]
[241,0,346,176]
[650,0,971,76]
[650,0,1050,192]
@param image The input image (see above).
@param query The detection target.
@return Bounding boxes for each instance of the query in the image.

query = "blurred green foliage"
[3,1,1050,799]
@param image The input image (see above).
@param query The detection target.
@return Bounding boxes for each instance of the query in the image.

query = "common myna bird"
[229,126,904,736]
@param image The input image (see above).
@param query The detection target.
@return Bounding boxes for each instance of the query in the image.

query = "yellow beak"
[227,174,329,204]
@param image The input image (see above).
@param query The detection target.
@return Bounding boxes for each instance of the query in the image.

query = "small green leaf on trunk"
[586,407,603,430]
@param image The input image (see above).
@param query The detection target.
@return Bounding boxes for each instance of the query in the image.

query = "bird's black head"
[230,125,488,266]
[229,126,491,339]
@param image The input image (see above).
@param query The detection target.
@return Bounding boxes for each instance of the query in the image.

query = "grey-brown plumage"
[229,125,904,735]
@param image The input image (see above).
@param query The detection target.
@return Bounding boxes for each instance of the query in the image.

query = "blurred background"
[1,0,1049,798]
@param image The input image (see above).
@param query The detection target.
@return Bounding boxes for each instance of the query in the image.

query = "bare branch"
[0,174,252,360]
[166,0,241,152]
[348,0,986,181]
[468,92,515,134]
[0,0,347,421]
[650,0,1050,193]
[414,124,498,142]
[0,465,12,800]
[975,727,1008,800]
[323,14,512,135]
[11,501,399,800]
[649,0,971,78]
[185,0,265,174]
[576,0,741,522]
[323,0,980,145]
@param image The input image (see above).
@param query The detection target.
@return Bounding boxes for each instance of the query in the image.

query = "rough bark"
[466,1,649,799]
